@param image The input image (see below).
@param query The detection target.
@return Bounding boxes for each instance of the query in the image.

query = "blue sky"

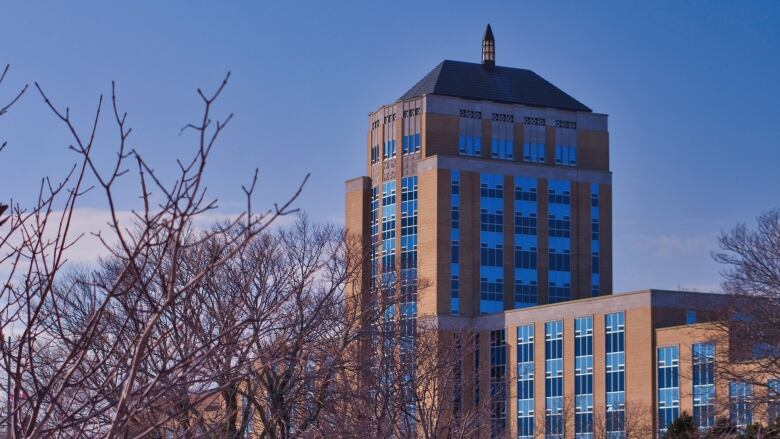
[1,1,778,292]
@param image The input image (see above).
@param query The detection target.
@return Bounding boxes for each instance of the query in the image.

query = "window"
[523,119,546,163]
[517,324,535,438]
[480,173,505,314]
[451,170,460,317]
[490,330,507,436]
[692,343,715,429]
[729,382,752,430]
[402,107,421,155]
[523,142,545,163]
[548,215,571,238]
[575,316,594,439]
[480,244,503,267]
[515,212,537,235]
[555,122,577,166]
[548,189,571,205]
[592,252,600,274]
[491,113,514,160]
[549,249,571,272]
[514,281,537,308]
[555,145,577,166]
[382,113,396,159]
[451,240,459,264]
[545,320,564,438]
[370,119,381,164]
[686,310,697,325]
[381,181,396,274]
[769,379,780,421]
[480,183,504,199]
[369,186,379,285]
[606,312,626,438]
[451,206,460,229]
[549,283,571,303]
[515,184,537,202]
[400,177,418,271]
[453,334,463,416]
[480,209,504,233]
[591,219,600,241]
[480,277,504,303]
[657,346,680,436]
[450,274,459,316]
[459,109,482,156]
[515,246,537,270]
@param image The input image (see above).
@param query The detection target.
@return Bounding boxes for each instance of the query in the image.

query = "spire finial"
[482,24,495,69]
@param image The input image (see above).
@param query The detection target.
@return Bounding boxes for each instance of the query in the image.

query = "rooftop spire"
[482,24,495,69]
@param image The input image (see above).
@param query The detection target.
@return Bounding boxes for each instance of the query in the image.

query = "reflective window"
[606,312,626,438]
[545,320,564,439]
[657,346,680,436]
[729,382,752,430]
[575,316,594,439]
[517,324,535,438]
[490,330,507,437]
[692,343,715,429]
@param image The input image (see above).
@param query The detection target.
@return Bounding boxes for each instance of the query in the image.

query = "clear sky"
[1,1,779,292]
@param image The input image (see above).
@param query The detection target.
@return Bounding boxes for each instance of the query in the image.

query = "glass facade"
[692,343,715,429]
[451,171,460,315]
[657,346,680,436]
[400,176,418,426]
[514,176,538,308]
[548,180,571,303]
[490,329,507,437]
[575,316,594,439]
[381,181,397,277]
[480,173,504,314]
[605,312,625,438]
[729,382,752,430]
[545,320,564,438]
[517,324,535,439]
[369,186,379,288]
[590,184,600,296]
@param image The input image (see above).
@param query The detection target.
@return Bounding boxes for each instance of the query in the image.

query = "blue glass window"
[730,382,752,430]
[575,316,594,439]
[692,343,715,429]
[545,320,564,438]
[606,312,626,438]
[490,330,507,436]
[657,346,680,435]
[517,324,535,438]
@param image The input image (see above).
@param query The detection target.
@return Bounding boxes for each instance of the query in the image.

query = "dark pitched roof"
[399,60,591,112]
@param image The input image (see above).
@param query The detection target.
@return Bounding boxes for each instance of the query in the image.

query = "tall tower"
[346,26,611,319]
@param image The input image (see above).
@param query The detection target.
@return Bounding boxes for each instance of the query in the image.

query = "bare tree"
[0,71,307,438]
[237,216,362,439]
[592,401,654,439]
[712,209,780,411]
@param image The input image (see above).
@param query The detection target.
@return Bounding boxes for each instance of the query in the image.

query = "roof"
[399,60,591,113]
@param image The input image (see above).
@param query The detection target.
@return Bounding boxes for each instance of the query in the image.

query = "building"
[345,25,779,438]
